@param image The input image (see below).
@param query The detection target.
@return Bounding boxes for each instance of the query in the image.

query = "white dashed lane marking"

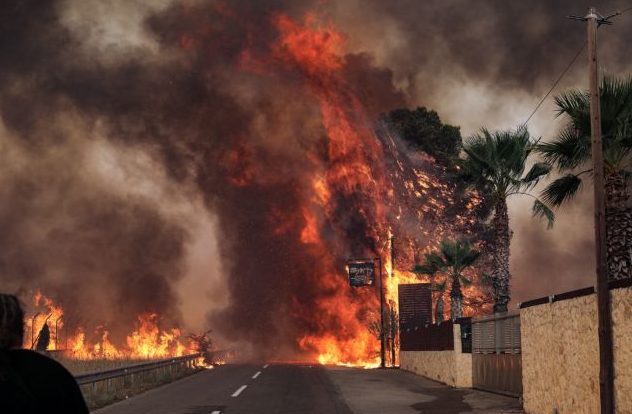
[252,371,261,379]
[210,411,221,414]
[232,385,248,397]
[263,364,269,369]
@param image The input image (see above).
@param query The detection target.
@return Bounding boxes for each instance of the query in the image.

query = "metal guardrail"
[75,353,201,385]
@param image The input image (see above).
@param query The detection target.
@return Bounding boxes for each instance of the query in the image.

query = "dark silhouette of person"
[0,294,89,413]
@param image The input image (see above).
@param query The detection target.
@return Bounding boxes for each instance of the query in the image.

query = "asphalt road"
[94,364,523,414]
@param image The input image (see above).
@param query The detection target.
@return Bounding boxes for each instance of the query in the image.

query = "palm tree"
[413,239,481,320]
[538,76,632,280]
[459,126,554,313]
[432,280,447,323]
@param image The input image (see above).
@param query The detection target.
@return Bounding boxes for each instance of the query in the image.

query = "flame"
[25,292,193,360]
[265,13,492,367]
[22,11,491,369]
[272,14,388,367]
[25,292,65,350]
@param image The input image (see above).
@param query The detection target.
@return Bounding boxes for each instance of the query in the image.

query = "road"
[95,364,523,414]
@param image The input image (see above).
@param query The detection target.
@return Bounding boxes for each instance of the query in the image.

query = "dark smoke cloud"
[2,0,631,355]
[330,0,632,93]
[329,0,632,303]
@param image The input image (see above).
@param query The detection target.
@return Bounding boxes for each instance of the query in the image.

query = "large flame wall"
[1,1,488,365]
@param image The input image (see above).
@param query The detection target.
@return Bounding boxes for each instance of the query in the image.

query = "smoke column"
[1,0,631,357]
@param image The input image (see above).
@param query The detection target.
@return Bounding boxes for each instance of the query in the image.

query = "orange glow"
[275,13,344,76]
[272,13,389,367]
[300,208,320,244]
[25,292,192,360]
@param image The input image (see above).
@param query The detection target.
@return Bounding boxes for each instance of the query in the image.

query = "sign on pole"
[347,261,376,287]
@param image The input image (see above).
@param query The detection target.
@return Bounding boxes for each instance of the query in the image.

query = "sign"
[347,261,376,287]
[398,283,432,329]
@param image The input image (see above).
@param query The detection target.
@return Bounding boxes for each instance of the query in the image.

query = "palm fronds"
[461,126,554,227]
[541,173,583,207]
[540,75,632,204]
[532,199,555,229]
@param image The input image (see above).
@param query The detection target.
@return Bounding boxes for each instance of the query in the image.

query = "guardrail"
[75,353,201,385]
[75,350,234,408]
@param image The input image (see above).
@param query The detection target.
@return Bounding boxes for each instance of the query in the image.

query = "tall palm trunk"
[435,297,444,323]
[605,170,632,280]
[450,276,463,320]
[492,198,511,313]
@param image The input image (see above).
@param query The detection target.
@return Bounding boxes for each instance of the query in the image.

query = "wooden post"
[376,256,386,368]
[390,236,396,367]
[586,7,614,413]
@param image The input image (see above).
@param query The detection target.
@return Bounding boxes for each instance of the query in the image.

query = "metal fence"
[456,317,472,353]
[400,321,454,351]
[471,312,522,397]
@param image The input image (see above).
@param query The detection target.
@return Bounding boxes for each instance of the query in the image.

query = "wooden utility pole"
[390,236,396,367]
[376,256,386,368]
[585,7,614,413]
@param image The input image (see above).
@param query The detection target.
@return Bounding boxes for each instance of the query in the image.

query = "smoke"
[1,0,631,357]
[328,0,632,303]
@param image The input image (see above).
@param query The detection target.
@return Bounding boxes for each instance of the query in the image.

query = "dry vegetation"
[51,355,148,375]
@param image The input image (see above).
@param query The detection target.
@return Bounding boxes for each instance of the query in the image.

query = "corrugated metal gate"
[472,311,522,397]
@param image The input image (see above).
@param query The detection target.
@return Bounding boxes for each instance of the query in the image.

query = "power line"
[522,42,586,126]
[522,5,632,127]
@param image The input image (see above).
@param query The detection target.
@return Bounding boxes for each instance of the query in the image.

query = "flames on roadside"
[25,292,191,360]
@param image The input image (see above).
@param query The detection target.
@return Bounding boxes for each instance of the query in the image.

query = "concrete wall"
[400,324,472,388]
[521,286,632,414]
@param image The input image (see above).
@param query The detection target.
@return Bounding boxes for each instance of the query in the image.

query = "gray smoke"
[1,0,630,353]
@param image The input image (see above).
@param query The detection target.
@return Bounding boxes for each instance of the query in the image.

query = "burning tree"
[35,322,51,351]
[187,330,215,366]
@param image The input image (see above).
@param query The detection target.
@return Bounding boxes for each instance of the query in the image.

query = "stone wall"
[400,324,472,388]
[521,286,632,414]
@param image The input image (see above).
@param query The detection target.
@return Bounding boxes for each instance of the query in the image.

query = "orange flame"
[26,292,192,360]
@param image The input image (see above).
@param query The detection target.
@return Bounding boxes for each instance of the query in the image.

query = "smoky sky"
[330,0,632,304]
[1,0,631,354]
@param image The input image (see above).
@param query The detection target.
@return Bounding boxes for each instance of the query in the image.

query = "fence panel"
[472,312,522,396]
[400,321,454,351]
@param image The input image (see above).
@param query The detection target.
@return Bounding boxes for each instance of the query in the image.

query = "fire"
[262,13,491,367]
[25,292,192,360]
[126,314,186,359]
[275,13,344,76]
[25,292,65,350]
[18,10,491,370]
[271,14,388,367]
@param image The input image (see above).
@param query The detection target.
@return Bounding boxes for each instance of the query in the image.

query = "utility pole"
[569,7,615,413]
[376,256,386,368]
[390,236,396,367]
